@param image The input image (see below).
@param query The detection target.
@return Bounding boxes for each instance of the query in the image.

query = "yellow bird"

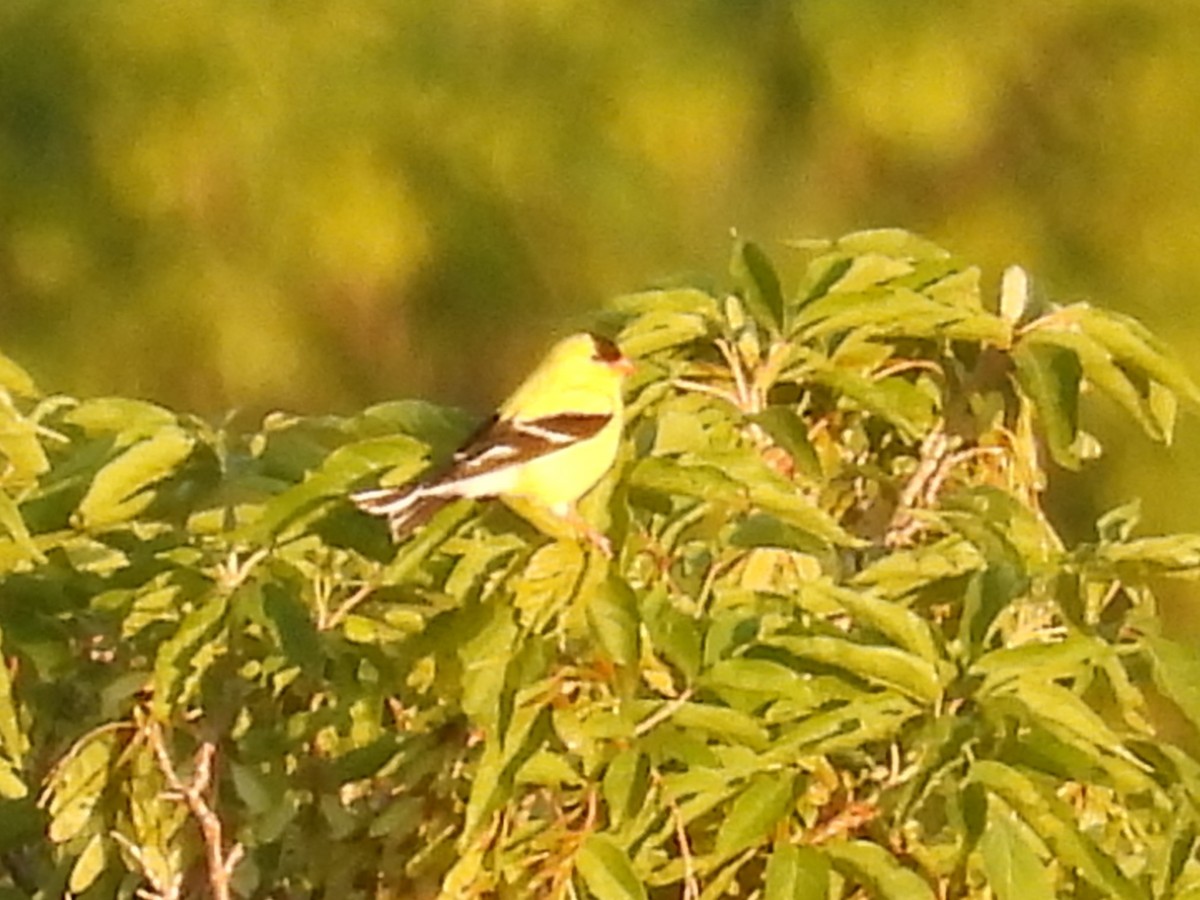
[352,332,634,552]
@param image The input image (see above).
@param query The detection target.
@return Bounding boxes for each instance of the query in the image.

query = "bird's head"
[543,332,634,379]
[585,332,635,377]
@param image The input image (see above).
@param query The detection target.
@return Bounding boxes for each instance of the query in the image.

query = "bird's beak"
[611,356,636,376]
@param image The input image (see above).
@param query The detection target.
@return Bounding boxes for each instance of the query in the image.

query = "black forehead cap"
[588,333,625,363]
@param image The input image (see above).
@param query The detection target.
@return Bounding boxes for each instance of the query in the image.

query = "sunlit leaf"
[714,772,796,860]
[603,749,648,829]
[68,832,107,894]
[44,733,115,844]
[1145,635,1200,735]
[512,539,585,626]
[638,699,769,749]
[0,626,29,766]
[577,833,648,900]
[588,575,640,668]
[798,580,940,664]
[458,601,519,731]
[151,593,229,719]
[969,760,1142,900]
[749,406,822,478]
[643,592,703,682]
[1012,341,1081,469]
[0,353,38,397]
[76,426,194,528]
[980,803,1056,900]
[764,844,829,900]
[628,456,745,505]
[767,635,943,704]
[0,756,27,799]
[731,238,785,336]
[63,397,177,443]
[824,840,935,899]
[0,392,49,486]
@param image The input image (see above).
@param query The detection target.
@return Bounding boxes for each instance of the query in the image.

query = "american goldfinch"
[353,332,634,552]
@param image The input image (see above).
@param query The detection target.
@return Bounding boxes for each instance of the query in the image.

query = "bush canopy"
[3,230,1200,898]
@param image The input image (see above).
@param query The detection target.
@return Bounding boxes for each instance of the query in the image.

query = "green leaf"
[732,238,785,335]
[68,832,107,894]
[603,749,648,829]
[1145,635,1200,734]
[980,804,1056,900]
[0,353,38,397]
[628,456,746,505]
[1012,341,1082,469]
[766,695,918,762]
[714,772,796,860]
[818,253,915,295]
[809,368,936,440]
[0,627,29,765]
[151,593,229,719]
[615,303,715,358]
[0,392,49,487]
[515,749,581,786]
[1072,305,1200,410]
[512,540,585,626]
[0,756,27,799]
[462,686,551,842]
[612,288,721,320]
[969,760,1143,900]
[972,634,1110,687]
[63,397,178,442]
[77,426,195,528]
[764,845,829,900]
[643,593,703,682]
[0,491,44,564]
[577,833,648,900]
[749,407,822,479]
[852,536,985,597]
[1095,534,1200,576]
[263,584,322,676]
[824,840,935,900]
[588,575,640,668]
[379,498,474,584]
[835,228,952,260]
[989,679,1139,777]
[1024,328,1165,442]
[767,635,943,704]
[701,658,823,705]
[745,475,860,547]
[458,602,518,731]
[45,734,115,843]
[798,581,940,664]
[639,699,769,749]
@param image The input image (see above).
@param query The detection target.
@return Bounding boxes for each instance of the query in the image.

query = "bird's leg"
[558,505,612,558]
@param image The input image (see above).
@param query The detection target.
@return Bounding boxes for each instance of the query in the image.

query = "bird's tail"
[351,485,454,542]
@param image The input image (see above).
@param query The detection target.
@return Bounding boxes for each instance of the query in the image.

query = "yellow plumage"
[352,332,633,552]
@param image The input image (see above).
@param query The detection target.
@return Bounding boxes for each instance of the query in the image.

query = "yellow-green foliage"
[4,232,1200,897]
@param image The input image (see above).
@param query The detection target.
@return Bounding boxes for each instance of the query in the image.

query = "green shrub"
[3,230,1200,898]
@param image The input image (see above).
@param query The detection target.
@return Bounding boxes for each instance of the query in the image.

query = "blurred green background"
[4,0,1200,546]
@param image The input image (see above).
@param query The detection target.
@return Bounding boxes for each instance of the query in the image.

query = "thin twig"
[634,688,694,737]
[214,548,268,594]
[671,378,739,406]
[111,829,181,900]
[147,721,243,900]
[669,794,699,900]
[886,425,949,548]
[322,582,375,631]
[714,338,745,398]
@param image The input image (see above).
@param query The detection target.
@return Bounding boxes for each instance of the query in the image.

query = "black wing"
[436,411,612,484]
